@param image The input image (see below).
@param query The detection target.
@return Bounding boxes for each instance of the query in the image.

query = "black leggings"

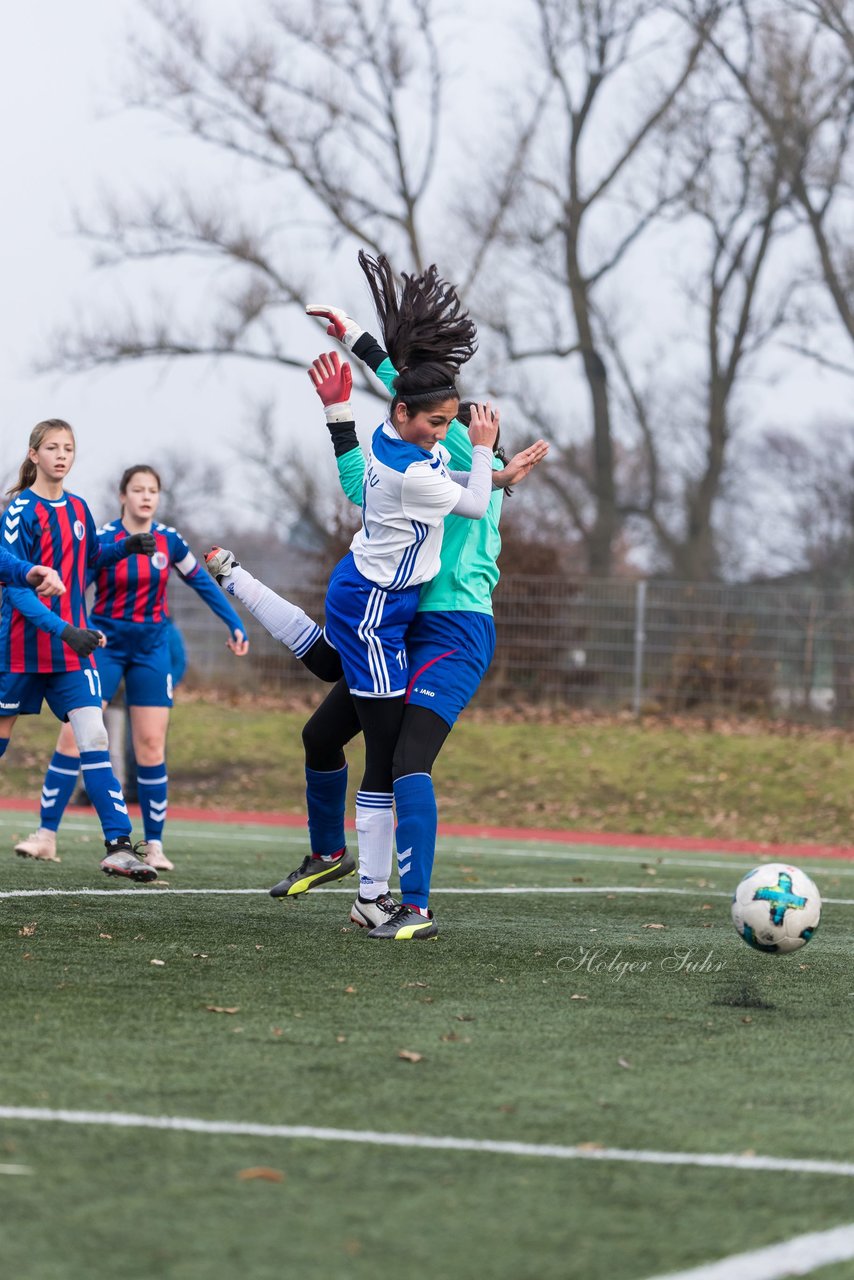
[301,681,452,788]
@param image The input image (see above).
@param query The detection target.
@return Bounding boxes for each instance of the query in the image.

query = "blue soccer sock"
[393,773,438,912]
[137,761,168,842]
[0,737,9,759]
[80,750,132,843]
[40,751,80,833]
[305,764,348,859]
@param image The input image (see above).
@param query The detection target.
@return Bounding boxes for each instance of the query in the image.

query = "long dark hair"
[358,251,477,416]
[8,419,75,497]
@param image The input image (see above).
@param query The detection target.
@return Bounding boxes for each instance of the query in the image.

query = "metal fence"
[169,575,854,722]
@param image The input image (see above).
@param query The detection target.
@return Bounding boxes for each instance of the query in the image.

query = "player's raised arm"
[308,351,365,506]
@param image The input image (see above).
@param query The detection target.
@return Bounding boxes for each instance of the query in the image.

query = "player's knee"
[392,739,432,779]
[301,718,345,773]
[67,706,109,754]
[134,732,164,763]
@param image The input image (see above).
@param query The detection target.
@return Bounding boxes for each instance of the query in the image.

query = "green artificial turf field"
[1,811,853,1279]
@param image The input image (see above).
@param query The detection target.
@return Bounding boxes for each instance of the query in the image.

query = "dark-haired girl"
[15,464,248,871]
[212,253,515,939]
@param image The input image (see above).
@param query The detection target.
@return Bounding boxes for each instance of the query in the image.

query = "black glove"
[123,532,156,557]
[62,625,103,658]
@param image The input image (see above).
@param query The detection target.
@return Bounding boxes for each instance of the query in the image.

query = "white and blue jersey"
[327,420,488,698]
[349,421,467,590]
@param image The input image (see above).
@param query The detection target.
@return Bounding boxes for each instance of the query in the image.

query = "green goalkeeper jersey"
[337,349,504,616]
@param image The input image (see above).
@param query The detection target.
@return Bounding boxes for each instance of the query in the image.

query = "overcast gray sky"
[1,2,850,532]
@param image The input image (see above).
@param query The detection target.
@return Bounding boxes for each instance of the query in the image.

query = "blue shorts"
[405,610,495,727]
[91,617,174,708]
[324,553,421,698]
[0,667,103,721]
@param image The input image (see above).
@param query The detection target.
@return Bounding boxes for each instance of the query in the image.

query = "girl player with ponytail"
[209,252,545,939]
[0,420,158,881]
[14,463,249,871]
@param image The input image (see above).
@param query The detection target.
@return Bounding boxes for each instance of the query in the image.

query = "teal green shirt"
[337,357,504,615]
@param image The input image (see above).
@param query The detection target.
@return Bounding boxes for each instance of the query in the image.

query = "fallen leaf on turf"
[18,923,36,937]
[455,1014,475,1021]
[576,1141,604,1151]
[206,1005,240,1014]
[336,1035,347,1043]
[741,1016,753,1024]
[642,923,665,930]
[150,959,165,966]
[441,1031,471,1043]
[617,1057,633,1070]
[255,945,263,951]
[192,953,209,959]
[344,985,357,994]
[237,1167,285,1182]
[398,1050,423,1063]
[570,994,588,1001]
[700,904,713,911]
[99,934,112,940]
[402,981,428,989]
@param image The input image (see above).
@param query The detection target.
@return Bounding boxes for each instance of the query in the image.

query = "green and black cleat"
[269,849,356,898]
[366,904,438,940]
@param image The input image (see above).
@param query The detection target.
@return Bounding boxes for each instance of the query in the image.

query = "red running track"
[0,796,851,860]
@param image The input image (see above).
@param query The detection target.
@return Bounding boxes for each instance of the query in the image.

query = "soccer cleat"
[101,837,158,883]
[350,892,399,929]
[14,830,60,863]
[367,904,438,940]
[269,849,355,898]
[143,840,174,871]
[204,546,239,585]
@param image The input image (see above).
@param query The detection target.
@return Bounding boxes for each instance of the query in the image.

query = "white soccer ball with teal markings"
[731,863,821,953]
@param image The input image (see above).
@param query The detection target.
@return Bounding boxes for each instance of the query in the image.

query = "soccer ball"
[731,862,821,953]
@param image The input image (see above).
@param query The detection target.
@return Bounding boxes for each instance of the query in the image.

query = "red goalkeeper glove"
[306,305,364,351]
[308,351,353,422]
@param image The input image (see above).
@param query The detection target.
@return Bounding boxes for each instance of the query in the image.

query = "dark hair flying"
[358,250,478,416]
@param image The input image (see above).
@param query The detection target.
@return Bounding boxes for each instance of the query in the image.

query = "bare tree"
[461,0,725,575]
[754,420,854,578]
[711,0,854,375]
[45,0,453,384]
[603,30,794,580]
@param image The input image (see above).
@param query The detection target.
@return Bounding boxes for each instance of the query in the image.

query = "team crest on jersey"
[73,520,85,540]
[152,551,168,571]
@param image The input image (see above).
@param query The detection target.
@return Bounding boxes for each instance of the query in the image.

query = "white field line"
[0,1163,31,1175]
[646,1222,854,1280]
[2,885,854,906]
[1,1106,853,1180]
[1,813,853,879]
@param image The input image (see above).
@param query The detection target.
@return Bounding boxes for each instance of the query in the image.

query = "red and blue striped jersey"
[0,489,128,673]
[91,519,244,635]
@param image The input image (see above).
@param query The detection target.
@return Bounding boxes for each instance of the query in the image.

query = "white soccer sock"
[228,565,321,657]
[355,793,394,899]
